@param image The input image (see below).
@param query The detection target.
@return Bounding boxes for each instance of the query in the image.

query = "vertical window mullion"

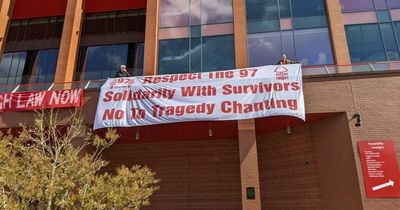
[390,21,400,58]
[289,0,299,61]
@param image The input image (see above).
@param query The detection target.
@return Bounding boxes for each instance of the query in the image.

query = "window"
[380,23,400,60]
[340,0,375,13]
[246,0,333,66]
[247,28,333,66]
[32,49,59,83]
[341,0,400,63]
[158,35,235,74]
[0,49,58,85]
[76,10,146,80]
[5,17,63,52]
[291,0,327,29]
[135,43,145,76]
[158,0,235,74]
[158,39,190,74]
[1,16,63,85]
[293,28,333,65]
[200,35,235,71]
[246,0,279,21]
[77,44,143,80]
[83,10,146,36]
[159,0,233,28]
[346,24,386,62]
[0,52,26,85]
[394,21,400,43]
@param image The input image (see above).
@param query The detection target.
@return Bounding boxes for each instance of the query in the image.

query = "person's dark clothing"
[115,70,132,77]
[276,59,297,65]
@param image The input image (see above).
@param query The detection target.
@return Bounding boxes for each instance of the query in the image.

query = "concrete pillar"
[54,0,85,83]
[233,0,248,69]
[143,0,159,76]
[233,0,262,209]
[0,0,15,60]
[238,119,262,210]
[325,0,352,72]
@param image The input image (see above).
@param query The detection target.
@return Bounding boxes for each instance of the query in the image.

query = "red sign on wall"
[0,89,83,112]
[358,141,400,198]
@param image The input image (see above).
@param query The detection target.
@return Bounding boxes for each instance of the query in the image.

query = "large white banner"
[94,64,305,130]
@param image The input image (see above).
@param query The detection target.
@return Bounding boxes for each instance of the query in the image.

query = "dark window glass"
[380,23,400,60]
[83,10,146,37]
[135,43,145,76]
[340,0,374,12]
[6,17,64,42]
[247,19,281,33]
[0,49,59,85]
[246,0,279,20]
[25,19,48,40]
[247,28,333,67]
[246,0,328,32]
[346,24,386,62]
[0,52,26,85]
[32,49,59,83]
[77,43,143,80]
[279,0,291,18]
[291,0,327,29]
[202,35,235,71]
[5,17,63,52]
[291,0,326,17]
[158,38,190,74]
[83,14,108,36]
[394,22,400,45]
[158,35,235,74]
[292,15,327,29]
[77,10,145,80]
[115,12,138,33]
[190,36,202,72]
[191,25,202,37]
[376,10,391,22]
[80,44,130,80]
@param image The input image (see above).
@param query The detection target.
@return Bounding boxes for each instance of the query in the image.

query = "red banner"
[358,141,400,198]
[0,89,83,112]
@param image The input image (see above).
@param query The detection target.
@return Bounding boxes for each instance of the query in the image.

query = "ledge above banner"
[93,64,305,130]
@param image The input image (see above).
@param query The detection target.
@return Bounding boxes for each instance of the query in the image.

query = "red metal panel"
[12,0,68,19]
[85,0,147,13]
[358,141,400,198]
[12,0,147,19]
[95,120,238,144]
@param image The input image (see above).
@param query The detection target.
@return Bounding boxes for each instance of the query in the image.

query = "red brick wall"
[101,139,242,210]
[257,125,323,210]
[304,74,400,209]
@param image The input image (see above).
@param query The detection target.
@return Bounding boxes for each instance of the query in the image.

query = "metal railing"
[1,61,399,93]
